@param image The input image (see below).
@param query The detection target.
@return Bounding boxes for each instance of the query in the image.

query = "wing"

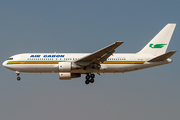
[148,51,176,62]
[74,41,123,66]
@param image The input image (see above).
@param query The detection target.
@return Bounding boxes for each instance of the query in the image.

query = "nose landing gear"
[85,73,95,85]
[16,71,21,81]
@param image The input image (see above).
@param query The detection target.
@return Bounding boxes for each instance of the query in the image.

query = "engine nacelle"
[58,62,71,72]
[59,73,81,80]
[58,62,81,72]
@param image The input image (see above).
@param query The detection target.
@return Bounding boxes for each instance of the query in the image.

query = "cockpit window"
[8,58,13,60]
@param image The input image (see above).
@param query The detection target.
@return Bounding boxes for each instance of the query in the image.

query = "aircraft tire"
[91,74,95,79]
[86,75,90,80]
[90,79,94,83]
[17,77,21,81]
[85,80,89,85]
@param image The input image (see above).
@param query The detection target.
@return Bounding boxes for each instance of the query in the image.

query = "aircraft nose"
[2,61,7,67]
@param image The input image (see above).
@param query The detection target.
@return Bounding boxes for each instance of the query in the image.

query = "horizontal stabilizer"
[148,51,177,62]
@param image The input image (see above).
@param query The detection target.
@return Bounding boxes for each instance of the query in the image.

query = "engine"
[58,62,81,72]
[59,73,81,80]
[58,62,81,80]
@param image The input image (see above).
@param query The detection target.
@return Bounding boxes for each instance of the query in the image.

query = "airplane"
[2,23,177,85]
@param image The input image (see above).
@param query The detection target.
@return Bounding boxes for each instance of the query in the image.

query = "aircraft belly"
[100,64,129,72]
[99,63,168,73]
[6,61,169,73]
[11,64,59,73]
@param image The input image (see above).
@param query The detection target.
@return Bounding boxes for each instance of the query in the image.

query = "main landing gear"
[16,71,21,81]
[85,73,95,85]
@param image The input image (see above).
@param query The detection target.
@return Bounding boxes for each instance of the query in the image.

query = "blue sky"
[0,1,180,120]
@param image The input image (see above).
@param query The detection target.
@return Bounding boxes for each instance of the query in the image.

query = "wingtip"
[170,50,177,53]
[115,41,124,46]
[116,41,124,44]
[116,41,124,42]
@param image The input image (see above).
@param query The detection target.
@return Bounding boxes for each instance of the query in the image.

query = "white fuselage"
[2,24,176,83]
[2,53,171,74]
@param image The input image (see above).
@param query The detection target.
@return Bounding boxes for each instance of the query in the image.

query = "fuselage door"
[130,57,135,64]
[21,57,25,64]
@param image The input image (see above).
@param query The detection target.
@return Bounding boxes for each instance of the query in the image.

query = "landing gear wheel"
[85,73,96,84]
[15,71,21,81]
[85,80,89,85]
[86,75,90,80]
[17,77,21,81]
[90,74,95,79]
[90,79,94,83]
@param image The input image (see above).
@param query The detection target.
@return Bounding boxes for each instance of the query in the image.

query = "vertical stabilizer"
[138,23,176,56]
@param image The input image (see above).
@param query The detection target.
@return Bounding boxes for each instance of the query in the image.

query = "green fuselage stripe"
[7,60,145,64]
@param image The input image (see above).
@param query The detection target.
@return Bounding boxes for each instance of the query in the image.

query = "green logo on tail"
[149,44,167,48]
